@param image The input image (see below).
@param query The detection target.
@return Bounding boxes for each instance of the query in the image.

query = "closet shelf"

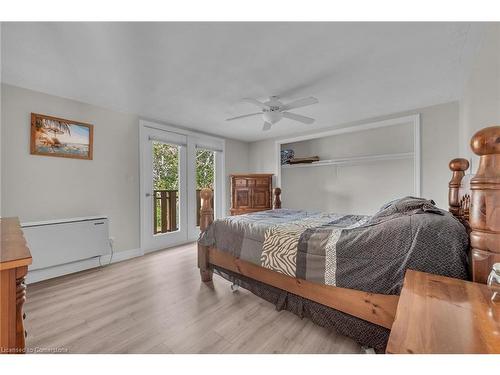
[281,152,414,169]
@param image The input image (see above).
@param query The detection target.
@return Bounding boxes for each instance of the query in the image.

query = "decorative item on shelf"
[280,149,295,165]
[487,263,500,302]
[30,113,94,160]
[288,156,320,164]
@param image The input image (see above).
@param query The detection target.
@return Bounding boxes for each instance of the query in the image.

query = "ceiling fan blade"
[243,98,270,109]
[282,112,315,124]
[282,96,319,111]
[262,122,272,131]
[226,112,262,121]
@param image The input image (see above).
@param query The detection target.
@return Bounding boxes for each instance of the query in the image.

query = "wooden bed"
[198,126,500,330]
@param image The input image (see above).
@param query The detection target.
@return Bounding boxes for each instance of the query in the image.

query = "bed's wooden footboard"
[208,246,399,329]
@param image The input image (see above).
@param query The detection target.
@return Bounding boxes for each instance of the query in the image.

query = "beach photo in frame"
[30,113,94,160]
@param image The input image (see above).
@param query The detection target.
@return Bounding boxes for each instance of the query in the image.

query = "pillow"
[371,196,443,223]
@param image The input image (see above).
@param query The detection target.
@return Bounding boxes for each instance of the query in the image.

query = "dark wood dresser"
[0,217,32,354]
[230,174,273,215]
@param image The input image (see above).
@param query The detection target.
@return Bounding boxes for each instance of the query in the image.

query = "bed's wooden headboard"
[448,126,500,283]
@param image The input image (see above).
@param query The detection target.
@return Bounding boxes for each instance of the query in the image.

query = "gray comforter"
[199,197,469,295]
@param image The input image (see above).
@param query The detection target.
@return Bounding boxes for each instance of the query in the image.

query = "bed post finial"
[448,158,469,217]
[469,126,500,283]
[273,187,282,209]
[199,188,214,232]
[198,188,214,282]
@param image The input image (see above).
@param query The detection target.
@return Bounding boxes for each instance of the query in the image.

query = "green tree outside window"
[152,143,215,190]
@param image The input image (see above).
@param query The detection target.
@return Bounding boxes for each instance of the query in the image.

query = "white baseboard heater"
[22,216,111,284]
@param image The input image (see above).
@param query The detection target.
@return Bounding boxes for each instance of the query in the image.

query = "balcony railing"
[153,190,178,234]
[153,189,214,234]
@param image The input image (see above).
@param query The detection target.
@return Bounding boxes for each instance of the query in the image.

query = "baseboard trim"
[26,248,144,284]
[102,247,144,264]
[142,239,196,254]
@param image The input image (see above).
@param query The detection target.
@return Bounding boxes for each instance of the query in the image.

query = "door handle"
[146,193,151,197]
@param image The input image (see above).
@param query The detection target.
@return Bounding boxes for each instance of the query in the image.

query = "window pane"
[196,149,215,189]
[152,142,180,234]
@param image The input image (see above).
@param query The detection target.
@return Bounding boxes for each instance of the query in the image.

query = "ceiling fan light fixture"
[263,111,282,124]
[226,95,319,130]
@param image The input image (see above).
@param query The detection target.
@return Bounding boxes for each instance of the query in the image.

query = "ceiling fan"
[226,96,319,131]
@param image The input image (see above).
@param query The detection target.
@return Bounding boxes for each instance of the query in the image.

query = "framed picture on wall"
[30,113,94,160]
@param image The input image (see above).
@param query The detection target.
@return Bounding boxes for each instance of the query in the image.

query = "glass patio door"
[141,126,188,252]
[141,121,225,252]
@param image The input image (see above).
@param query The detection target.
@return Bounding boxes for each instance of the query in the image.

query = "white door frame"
[140,126,188,252]
[139,120,225,253]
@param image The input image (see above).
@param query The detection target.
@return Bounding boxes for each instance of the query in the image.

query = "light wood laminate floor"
[25,243,362,354]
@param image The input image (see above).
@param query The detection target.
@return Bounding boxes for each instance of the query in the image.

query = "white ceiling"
[1,22,483,142]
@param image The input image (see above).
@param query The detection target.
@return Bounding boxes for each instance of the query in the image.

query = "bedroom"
[1,1,500,373]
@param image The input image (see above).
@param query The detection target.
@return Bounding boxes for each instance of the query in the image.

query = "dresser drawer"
[255,178,269,186]
[234,178,247,187]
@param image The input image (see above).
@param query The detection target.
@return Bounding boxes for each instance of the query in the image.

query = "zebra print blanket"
[199,198,469,295]
[261,215,368,282]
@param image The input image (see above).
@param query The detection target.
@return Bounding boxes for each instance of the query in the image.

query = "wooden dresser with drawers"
[230,174,274,216]
[0,217,32,354]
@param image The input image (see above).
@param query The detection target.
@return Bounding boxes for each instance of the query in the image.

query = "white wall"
[1,84,243,252]
[280,123,415,215]
[0,23,3,215]
[224,138,249,215]
[282,123,414,160]
[459,24,500,161]
[1,84,141,253]
[249,101,460,212]
[249,139,276,175]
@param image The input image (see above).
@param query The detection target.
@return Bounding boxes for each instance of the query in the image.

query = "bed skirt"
[213,265,390,353]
